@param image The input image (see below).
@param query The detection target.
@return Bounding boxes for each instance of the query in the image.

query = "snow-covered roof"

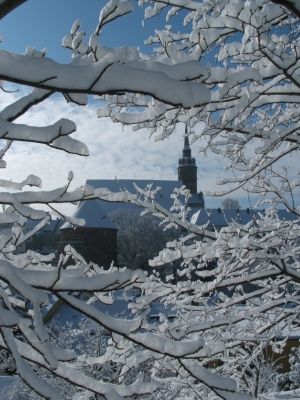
[191,208,298,227]
[44,289,140,329]
[87,178,203,215]
[47,298,133,329]
[81,180,297,228]
[24,219,40,228]
[44,292,300,340]
[53,219,65,235]
[37,219,64,235]
[44,289,177,326]
[60,199,117,230]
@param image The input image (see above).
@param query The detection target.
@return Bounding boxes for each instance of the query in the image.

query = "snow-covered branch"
[0,0,300,398]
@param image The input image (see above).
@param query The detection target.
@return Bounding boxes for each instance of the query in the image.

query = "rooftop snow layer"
[60,199,118,230]
[86,178,203,214]
[191,208,299,227]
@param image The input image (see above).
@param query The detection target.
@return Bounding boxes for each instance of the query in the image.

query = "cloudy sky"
[0,0,295,218]
[1,86,234,216]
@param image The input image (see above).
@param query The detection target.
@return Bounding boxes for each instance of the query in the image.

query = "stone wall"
[60,227,117,268]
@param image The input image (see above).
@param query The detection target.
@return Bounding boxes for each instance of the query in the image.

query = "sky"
[0,0,280,217]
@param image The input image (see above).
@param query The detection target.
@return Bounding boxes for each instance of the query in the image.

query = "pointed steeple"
[178,124,197,194]
[183,124,192,158]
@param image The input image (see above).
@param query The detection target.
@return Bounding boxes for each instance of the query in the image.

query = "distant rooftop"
[191,208,299,227]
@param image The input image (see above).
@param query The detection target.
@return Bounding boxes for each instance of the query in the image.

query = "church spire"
[183,124,192,158]
[178,124,197,194]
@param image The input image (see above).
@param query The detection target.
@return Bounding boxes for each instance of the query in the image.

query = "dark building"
[178,125,197,195]
[60,200,118,268]
[31,218,64,254]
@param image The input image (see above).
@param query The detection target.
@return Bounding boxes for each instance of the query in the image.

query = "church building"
[60,128,204,267]
[59,127,298,267]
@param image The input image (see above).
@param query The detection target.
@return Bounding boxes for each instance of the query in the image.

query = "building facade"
[60,199,118,268]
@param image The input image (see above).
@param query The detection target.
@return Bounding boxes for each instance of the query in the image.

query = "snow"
[0,0,300,398]
[0,115,88,156]
[0,376,19,400]
[265,389,300,399]
[45,291,135,330]
[0,50,211,108]
[60,199,117,230]
[182,360,238,392]
[98,0,134,30]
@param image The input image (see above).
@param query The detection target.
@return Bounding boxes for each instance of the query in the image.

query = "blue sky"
[1,0,188,62]
[0,1,262,216]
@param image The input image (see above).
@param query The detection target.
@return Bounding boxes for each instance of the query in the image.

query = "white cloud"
[0,92,230,216]
[4,90,292,218]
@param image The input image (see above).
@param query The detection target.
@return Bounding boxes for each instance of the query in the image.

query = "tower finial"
[183,125,192,158]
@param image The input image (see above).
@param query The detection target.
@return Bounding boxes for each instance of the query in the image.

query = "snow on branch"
[0,116,88,156]
[0,0,300,398]
[96,0,134,34]
[0,50,210,108]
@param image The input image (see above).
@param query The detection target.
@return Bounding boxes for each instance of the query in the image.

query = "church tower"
[178,125,197,194]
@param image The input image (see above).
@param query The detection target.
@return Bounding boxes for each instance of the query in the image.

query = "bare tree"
[221,198,241,210]
[110,209,179,273]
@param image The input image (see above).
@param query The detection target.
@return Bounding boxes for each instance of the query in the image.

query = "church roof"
[87,179,185,213]
[61,199,118,230]
[67,179,296,230]
[64,131,296,230]
[61,179,296,231]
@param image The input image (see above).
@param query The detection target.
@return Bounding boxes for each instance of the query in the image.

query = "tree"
[221,198,241,210]
[231,348,282,398]
[276,347,300,392]
[0,1,300,399]
[0,317,136,399]
[109,208,179,272]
